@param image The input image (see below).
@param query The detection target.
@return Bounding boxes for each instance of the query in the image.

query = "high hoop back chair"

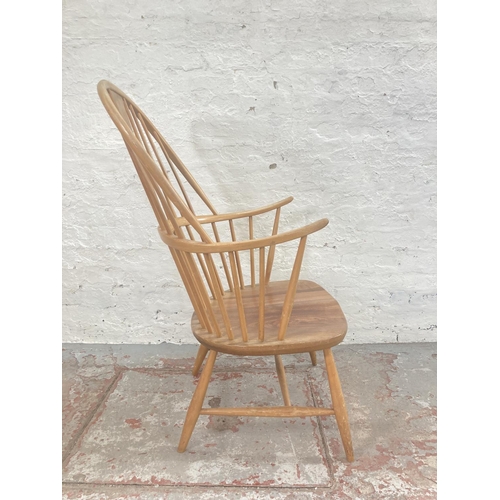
[97,80,354,462]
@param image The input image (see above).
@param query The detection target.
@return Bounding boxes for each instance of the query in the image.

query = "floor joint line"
[308,375,337,486]
[62,368,123,467]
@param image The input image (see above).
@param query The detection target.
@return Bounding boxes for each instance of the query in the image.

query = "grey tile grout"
[62,480,334,491]
[62,369,124,467]
[307,376,337,487]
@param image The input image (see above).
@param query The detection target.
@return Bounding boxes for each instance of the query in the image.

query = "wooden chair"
[97,80,354,462]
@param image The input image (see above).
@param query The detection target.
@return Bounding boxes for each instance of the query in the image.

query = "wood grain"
[199,407,336,417]
[178,350,217,453]
[275,355,291,406]
[191,280,347,356]
[324,348,355,462]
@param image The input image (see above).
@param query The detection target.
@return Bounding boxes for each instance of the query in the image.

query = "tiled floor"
[62,343,437,499]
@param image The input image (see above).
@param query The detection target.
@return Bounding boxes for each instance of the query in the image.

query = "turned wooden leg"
[192,344,209,376]
[274,355,291,406]
[178,350,217,453]
[323,348,354,462]
[309,351,317,366]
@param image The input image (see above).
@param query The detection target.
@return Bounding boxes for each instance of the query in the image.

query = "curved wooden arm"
[174,196,294,227]
[159,218,329,253]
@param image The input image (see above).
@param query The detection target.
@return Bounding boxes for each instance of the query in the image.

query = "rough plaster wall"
[62,0,436,344]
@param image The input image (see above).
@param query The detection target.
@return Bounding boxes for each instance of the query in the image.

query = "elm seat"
[192,280,348,356]
[97,79,355,462]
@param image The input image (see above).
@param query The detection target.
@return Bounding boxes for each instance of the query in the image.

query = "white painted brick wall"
[62,0,436,344]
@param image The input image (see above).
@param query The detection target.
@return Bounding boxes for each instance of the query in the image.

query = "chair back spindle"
[98,81,309,344]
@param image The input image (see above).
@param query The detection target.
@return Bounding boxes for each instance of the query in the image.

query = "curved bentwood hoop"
[97,80,354,461]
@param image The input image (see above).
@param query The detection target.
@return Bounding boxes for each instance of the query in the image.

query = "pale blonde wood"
[228,252,248,341]
[101,82,218,216]
[265,207,281,284]
[186,226,217,298]
[229,220,244,288]
[138,112,171,183]
[113,93,216,243]
[170,248,208,331]
[205,252,225,297]
[123,108,171,230]
[274,355,291,406]
[165,147,196,213]
[125,143,166,231]
[259,246,266,341]
[199,406,336,417]
[172,249,210,331]
[278,236,307,341]
[324,348,355,462]
[178,350,217,452]
[155,135,218,215]
[98,80,354,461]
[192,344,209,376]
[130,107,153,157]
[132,111,188,226]
[152,182,182,235]
[174,197,294,227]
[167,188,214,242]
[249,215,255,287]
[139,161,180,234]
[309,351,317,366]
[205,254,233,339]
[110,91,132,129]
[211,222,234,293]
[158,219,329,253]
[150,130,178,180]
[182,251,221,337]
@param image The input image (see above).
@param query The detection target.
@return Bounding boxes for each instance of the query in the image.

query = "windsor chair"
[97,80,354,462]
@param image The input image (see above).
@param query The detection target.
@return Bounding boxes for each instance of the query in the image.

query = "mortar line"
[62,369,123,467]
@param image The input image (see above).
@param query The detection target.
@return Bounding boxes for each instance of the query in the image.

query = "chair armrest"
[174,196,294,227]
[159,218,329,253]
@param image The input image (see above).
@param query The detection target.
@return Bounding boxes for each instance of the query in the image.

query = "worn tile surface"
[62,347,119,460]
[310,344,437,499]
[62,343,437,499]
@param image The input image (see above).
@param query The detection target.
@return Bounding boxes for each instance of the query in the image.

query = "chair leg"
[192,344,209,376]
[274,355,291,406]
[323,348,354,462]
[309,351,317,366]
[178,350,217,453]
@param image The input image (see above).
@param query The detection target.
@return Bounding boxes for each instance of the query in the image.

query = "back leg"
[178,350,217,452]
[274,355,291,406]
[192,344,209,376]
[309,351,317,366]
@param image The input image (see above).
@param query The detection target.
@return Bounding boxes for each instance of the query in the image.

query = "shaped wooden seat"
[97,80,354,462]
[190,280,347,356]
